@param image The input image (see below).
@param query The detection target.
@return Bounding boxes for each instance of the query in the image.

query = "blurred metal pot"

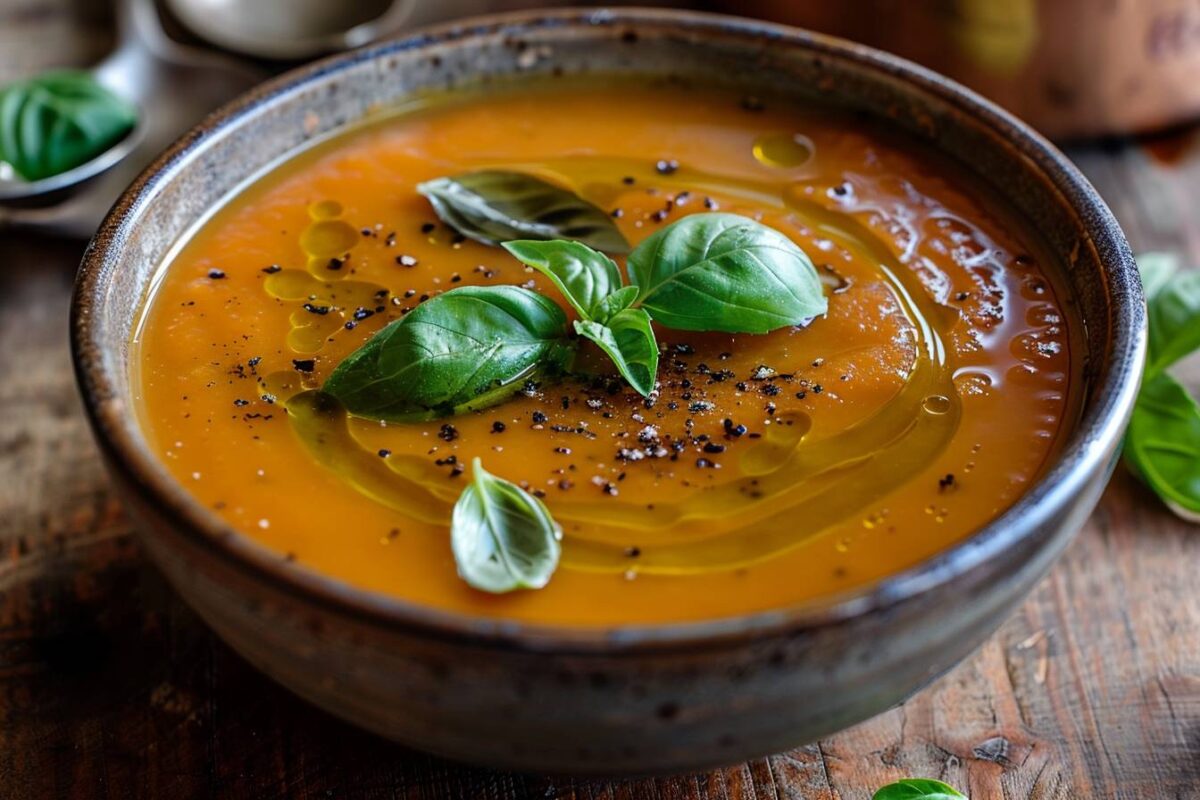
[164,0,689,60]
[720,0,1200,139]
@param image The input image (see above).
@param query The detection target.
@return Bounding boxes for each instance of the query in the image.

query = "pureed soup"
[132,82,1080,625]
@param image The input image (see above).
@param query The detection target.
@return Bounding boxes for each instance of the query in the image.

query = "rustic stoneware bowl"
[73,9,1145,775]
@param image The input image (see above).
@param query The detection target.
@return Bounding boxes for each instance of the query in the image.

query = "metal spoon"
[0,0,264,236]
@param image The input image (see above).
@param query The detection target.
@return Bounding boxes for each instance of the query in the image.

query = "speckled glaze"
[72,9,1145,775]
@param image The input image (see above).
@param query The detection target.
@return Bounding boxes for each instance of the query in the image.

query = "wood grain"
[1,3,1198,798]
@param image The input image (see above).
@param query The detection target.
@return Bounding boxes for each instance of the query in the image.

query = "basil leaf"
[452,458,562,592]
[1137,251,1179,302]
[502,239,623,320]
[1146,268,1200,378]
[0,70,136,181]
[872,779,967,800]
[592,285,639,323]
[324,286,573,421]
[418,171,629,253]
[628,213,827,333]
[574,308,659,397]
[1125,373,1200,518]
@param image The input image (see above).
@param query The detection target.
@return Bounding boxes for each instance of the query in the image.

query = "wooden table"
[2,3,1197,798]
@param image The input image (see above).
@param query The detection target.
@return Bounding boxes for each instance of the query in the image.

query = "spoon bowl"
[0,119,143,207]
[0,0,262,235]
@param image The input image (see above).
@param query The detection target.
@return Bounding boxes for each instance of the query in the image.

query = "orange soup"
[132,82,1079,625]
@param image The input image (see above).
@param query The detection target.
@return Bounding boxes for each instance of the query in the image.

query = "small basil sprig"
[324,285,573,421]
[0,70,136,181]
[628,212,827,333]
[452,458,562,592]
[502,215,826,396]
[1124,252,1200,520]
[328,210,825,416]
[872,779,967,800]
[418,170,630,253]
[504,239,659,396]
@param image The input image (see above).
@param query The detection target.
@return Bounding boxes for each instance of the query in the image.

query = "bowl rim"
[72,7,1146,654]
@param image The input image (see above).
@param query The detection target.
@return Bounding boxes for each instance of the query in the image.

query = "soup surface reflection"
[132,83,1079,624]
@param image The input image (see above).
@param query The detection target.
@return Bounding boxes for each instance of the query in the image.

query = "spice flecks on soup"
[132,83,1078,624]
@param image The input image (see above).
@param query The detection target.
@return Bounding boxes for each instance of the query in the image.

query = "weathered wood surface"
[1,3,1197,798]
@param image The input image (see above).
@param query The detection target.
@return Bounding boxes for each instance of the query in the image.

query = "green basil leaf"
[502,239,623,320]
[574,307,659,397]
[418,171,630,253]
[1125,372,1200,519]
[1137,251,1179,302]
[592,284,640,323]
[0,70,136,181]
[324,285,573,421]
[627,212,827,333]
[872,779,968,800]
[1146,268,1200,378]
[452,457,562,592]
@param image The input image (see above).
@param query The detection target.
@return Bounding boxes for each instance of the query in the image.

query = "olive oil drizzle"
[280,159,963,575]
[264,200,390,355]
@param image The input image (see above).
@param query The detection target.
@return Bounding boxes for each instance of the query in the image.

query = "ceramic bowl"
[72,9,1145,775]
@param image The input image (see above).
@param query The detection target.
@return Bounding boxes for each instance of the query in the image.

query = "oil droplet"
[258,370,304,404]
[1019,275,1048,300]
[953,369,994,397]
[1006,362,1040,387]
[922,394,952,415]
[288,314,342,354]
[1026,303,1062,327]
[835,537,851,553]
[300,219,359,259]
[753,132,815,168]
[740,412,811,475]
[819,263,852,293]
[1011,330,1063,361]
[861,510,887,529]
[308,254,347,280]
[264,269,318,300]
[309,199,343,220]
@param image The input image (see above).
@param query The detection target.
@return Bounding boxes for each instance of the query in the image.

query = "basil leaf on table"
[1125,372,1200,518]
[452,458,562,592]
[323,286,573,421]
[418,171,630,253]
[0,70,136,181]
[1146,268,1200,379]
[574,308,659,397]
[502,239,624,320]
[627,212,827,333]
[1137,251,1179,303]
[872,779,967,800]
[1124,252,1200,521]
